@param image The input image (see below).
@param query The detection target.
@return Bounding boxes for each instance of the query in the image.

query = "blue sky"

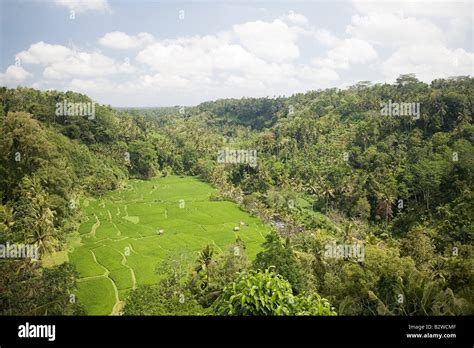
[1,0,473,106]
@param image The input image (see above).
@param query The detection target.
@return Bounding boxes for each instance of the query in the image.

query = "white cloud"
[312,37,377,70]
[313,29,340,47]
[16,41,73,65]
[68,77,114,92]
[233,19,301,62]
[134,16,339,100]
[16,42,135,80]
[347,1,473,83]
[6,5,471,106]
[381,44,474,82]
[211,44,265,71]
[43,52,134,79]
[6,12,349,105]
[52,0,110,14]
[0,65,32,86]
[136,31,285,80]
[328,38,377,64]
[280,11,309,25]
[98,31,155,49]
[136,40,215,79]
[346,12,446,47]
[5,9,343,105]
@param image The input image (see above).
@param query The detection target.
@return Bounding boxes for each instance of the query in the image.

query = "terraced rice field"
[68,176,270,315]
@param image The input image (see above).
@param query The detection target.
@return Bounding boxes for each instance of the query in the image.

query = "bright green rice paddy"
[68,176,270,315]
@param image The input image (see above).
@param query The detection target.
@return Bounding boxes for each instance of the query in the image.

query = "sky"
[0,0,473,107]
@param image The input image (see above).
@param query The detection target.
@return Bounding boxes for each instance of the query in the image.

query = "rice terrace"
[68,176,270,315]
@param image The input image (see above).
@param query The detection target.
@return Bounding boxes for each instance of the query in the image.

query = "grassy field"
[68,176,270,315]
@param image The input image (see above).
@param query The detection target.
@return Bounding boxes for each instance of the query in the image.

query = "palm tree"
[321,185,335,212]
[21,176,57,257]
[28,206,57,257]
[195,244,215,288]
[375,192,396,225]
[393,274,463,315]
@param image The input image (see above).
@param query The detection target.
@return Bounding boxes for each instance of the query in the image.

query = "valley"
[68,176,270,314]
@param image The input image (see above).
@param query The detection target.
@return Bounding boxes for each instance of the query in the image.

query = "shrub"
[214,269,336,316]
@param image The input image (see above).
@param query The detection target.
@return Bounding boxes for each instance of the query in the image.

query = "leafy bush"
[253,231,307,293]
[124,285,207,316]
[214,269,336,316]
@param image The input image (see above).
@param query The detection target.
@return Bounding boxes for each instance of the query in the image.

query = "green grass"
[69,247,106,278]
[109,268,134,291]
[69,175,271,315]
[76,277,117,315]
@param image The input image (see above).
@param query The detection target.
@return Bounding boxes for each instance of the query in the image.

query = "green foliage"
[124,255,207,315]
[0,261,85,315]
[214,269,336,316]
[124,284,207,316]
[12,176,57,256]
[1,75,473,315]
[400,225,436,271]
[128,140,158,179]
[197,97,285,130]
[350,197,371,220]
[187,239,251,307]
[369,272,469,315]
[253,231,307,293]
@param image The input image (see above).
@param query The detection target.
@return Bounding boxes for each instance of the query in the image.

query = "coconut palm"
[195,244,215,288]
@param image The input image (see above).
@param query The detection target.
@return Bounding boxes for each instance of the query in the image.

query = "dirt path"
[115,246,137,290]
[77,274,106,282]
[89,215,100,238]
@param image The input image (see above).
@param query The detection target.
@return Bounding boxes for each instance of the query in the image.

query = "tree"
[412,156,448,210]
[124,284,207,315]
[253,231,307,293]
[350,197,371,220]
[194,244,216,291]
[125,256,207,315]
[370,272,469,315]
[13,177,58,255]
[34,263,85,315]
[188,239,251,306]
[0,111,56,200]
[214,269,336,316]
[128,140,157,179]
[400,226,436,272]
